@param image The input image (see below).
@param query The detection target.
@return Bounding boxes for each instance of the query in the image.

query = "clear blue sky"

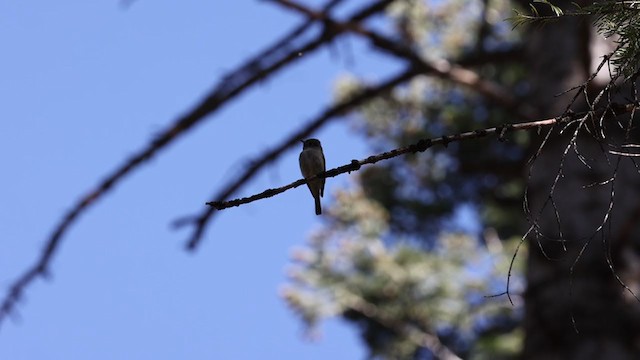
[0,1,397,359]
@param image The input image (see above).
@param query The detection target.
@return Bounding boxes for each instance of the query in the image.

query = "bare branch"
[210,100,639,214]
[0,0,396,327]
[209,116,579,211]
[182,66,420,250]
[270,0,538,120]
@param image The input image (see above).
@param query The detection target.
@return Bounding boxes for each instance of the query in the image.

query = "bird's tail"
[315,196,322,215]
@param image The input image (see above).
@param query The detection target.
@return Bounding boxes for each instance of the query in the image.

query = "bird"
[299,138,326,215]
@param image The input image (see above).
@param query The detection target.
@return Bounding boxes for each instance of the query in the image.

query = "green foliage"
[589,1,640,77]
[509,0,565,28]
[283,186,525,358]
[334,68,530,238]
[286,0,640,358]
[511,1,640,76]
[286,0,535,357]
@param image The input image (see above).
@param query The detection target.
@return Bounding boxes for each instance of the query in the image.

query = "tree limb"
[0,0,396,327]
[209,102,639,211]
[209,116,564,211]
[270,0,538,120]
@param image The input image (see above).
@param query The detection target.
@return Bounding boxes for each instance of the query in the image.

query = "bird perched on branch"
[299,138,326,215]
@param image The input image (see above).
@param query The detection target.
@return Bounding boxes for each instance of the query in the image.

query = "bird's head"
[301,138,322,149]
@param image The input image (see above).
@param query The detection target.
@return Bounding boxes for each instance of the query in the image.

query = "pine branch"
[511,1,640,76]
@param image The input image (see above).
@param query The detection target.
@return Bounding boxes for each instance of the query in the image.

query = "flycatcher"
[299,138,326,215]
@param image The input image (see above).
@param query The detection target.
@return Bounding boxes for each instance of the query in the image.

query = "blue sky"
[0,1,399,358]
